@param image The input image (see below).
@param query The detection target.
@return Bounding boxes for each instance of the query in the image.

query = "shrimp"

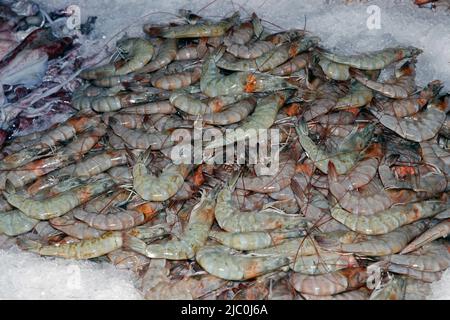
[151,67,202,90]
[385,242,450,272]
[295,119,374,174]
[169,91,211,116]
[378,158,447,194]
[102,113,145,129]
[270,53,310,76]
[175,38,208,60]
[0,209,39,236]
[144,12,239,38]
[401,219,450,254]
[109,118,174,150]
[376,80,443,118]
[187,97,256,125]
[136,38,177,74]
[217,37,319,72]
[420,139,450,175]
[328,163,395,216]
[18,231,123,259]
[331,198,445,235]
[291,267,367,296]
[209,229,304,251]
[318,56,350,81]
[132,148,191,202]
[120,100,176,115]
[73,207,151,231]
[234,157,296,193]
[224,20,254,46]
[290,251,359,275]
[200,47,295,98]
[204,91,292,150]
[0,114,101,169]
[50,215,105,240]
[215,173,308,232]
[301,82,341,121]
[196,245,289,281]
[124,190,216,259]
[334,81,373,110]
[319,46,422,70]
[80,38,154,79]
[319,221,429,256]
[226,40,275,59]
[87,91,161,113]
[351,60,416,99]
[387,264,443,283]
[3,177,115,220]
[370,94,448,142]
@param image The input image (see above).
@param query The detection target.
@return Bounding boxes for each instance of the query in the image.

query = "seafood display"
[0,2,449,301]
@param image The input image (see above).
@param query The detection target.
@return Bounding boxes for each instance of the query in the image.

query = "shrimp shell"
[291,267,367,296]
[331,200,446,235]
[196,245,289,281]
[18,231,123,259]
[73,207,149,231]
[50,215,105,239]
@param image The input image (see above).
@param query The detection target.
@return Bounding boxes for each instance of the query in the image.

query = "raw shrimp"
[200,47,295,98]
[107,249,150,273]
[334,81,373,110]
[270,53,310,76]
[290,251,358,274]
[249,237,318,258]
[132,148,191,202]
[224,19,254,46]
[101,113,144,129]
[385,242,450,272]
[351,60,416,99]
[226,40,275,59]
[196,245,290,280]
[401,219,450,254]
[187,97,256,125]
[0,209,39,236]
[328,163,394,216]
[144,12,239,38]
[320,221,429,256]
[175,38,208,60]
[235,157,296,193]
[215,173,308,232]
[209,229,304,251]
[120,100,176,115]
[50,215,105,240]
[18,231,123,259]
[73,207,151,231]
[301,82,341,121]
[151,67,202,90]
[136,38,177,74]
[217,37,318,72]
[420,139,450,175]
[169,91,211,115]
[109,118,174,150]
[295,119,374,174]
[387,264,443,283]
[0,114,101,169]
[376,80,443,118]
[370,94,448,142]
[331,200,446,235]
[204,91,292,149]
[318,56,350,81]
[80,38,154,79]
[319,46,421,70]
[291,267,367,296]
[124,190,216,259]
[3,177,115,220]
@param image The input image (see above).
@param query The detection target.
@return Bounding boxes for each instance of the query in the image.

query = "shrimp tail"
[138,146,153,165]
[4,179,16,194]
[17,239,42,253]
[124,145,137,166]
[327,161,338,182]
[122,234,147,256]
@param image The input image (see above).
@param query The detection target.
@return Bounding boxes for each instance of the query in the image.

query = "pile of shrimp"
[0,7,449,301]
